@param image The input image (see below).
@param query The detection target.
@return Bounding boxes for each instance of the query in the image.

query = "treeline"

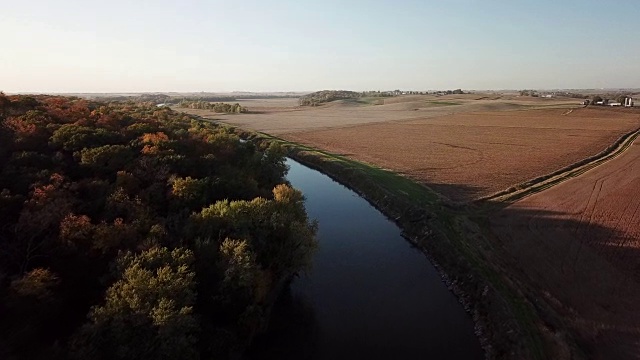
[298,89,470,106]
[298,90,363,106]
[0,93,316,359]
[87,94,299,105]
[87,93,175,104]
[519,90,596,99]
[361,90,394,97]
[178,100,247,113]
[518,89,636,103]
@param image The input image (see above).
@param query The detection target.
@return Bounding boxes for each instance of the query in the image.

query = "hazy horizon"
[5,87,640,96]
[3,0,640,93]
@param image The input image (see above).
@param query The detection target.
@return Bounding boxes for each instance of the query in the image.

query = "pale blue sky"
[2,0,639,92]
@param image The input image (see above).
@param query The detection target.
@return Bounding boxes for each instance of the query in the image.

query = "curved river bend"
[248,159,483,359]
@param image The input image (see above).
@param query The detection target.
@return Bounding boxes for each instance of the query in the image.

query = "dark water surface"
[247,159,483,359]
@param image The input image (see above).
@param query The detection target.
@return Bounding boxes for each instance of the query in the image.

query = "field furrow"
[491,140,640,359]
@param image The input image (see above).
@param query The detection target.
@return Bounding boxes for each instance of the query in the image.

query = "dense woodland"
[178,101,247,114]
[0,93,317,359]
[298,90,365,106]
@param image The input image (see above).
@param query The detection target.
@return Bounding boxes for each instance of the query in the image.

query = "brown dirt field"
[186,95,580,135]
[232,98,301,112]
[282,107,640,202]
[490,138,640,360]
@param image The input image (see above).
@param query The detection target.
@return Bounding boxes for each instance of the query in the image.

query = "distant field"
[178,95,639,202]
[282,107,640,202]
[491,138,640,359]
[196,94,580,135]
[232,97,300,110]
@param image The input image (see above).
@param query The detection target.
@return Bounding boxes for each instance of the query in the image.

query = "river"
[247,159,483,359]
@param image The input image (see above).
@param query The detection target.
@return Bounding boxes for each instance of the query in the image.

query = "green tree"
[218,238,261,302]
[72,247,199,360]
[190,184,317,276]
[258,142,288,189]
[50,124,119,152]
[79,145,133,173]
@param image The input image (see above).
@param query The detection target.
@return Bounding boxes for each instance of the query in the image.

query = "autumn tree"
[72,247,199,360]
[0,95,316,358]
[80,145,134,174]
[190,184,317,276]
[50,124,119,152]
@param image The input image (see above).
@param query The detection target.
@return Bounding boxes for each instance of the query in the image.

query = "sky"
[2,0,639,93]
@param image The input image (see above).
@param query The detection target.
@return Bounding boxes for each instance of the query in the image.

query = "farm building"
[592,97,634,107]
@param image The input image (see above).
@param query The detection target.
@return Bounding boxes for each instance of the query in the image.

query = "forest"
[0,93,317,359]
[177,101,247,113]
[298,90,364,106]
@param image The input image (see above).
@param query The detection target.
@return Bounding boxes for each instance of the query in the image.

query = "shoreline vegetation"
[241,130,590,360]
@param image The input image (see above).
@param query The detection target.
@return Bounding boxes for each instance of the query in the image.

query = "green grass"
[325,154,440,205]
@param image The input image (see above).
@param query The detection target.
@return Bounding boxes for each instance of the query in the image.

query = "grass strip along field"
[245,131,582,360]
[482,127,640,205]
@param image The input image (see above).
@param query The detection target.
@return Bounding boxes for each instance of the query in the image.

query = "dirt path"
[490,138,640,359]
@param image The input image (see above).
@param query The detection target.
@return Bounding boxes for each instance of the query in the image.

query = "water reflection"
[246,285,320,359]
[247,159,482,359]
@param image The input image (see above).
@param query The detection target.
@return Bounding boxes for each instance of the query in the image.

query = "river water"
[247,159,483,359]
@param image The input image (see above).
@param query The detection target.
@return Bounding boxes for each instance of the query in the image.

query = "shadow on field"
[488,205,640,359]
[427,182,486,204]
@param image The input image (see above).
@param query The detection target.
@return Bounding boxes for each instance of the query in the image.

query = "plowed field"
[490,139,640,359]
[283,107,640,202]
[194,94,579,135]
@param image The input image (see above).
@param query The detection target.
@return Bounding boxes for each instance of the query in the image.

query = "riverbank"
[248,132,583,359]
[247,158,483,359]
